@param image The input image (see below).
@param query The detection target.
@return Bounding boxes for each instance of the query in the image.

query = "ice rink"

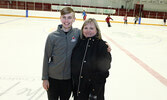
[0,15,167,100]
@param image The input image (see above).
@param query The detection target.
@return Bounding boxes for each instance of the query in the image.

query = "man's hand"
[43,80,49,91]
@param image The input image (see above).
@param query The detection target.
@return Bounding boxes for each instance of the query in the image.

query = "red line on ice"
[105,34,167,87]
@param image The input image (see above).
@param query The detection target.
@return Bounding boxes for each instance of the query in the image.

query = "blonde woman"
[71,18,112,100]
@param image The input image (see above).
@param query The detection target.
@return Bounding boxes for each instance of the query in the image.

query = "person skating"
[105,15,113,27]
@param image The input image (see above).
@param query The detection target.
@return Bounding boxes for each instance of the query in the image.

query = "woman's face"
[83,22,97,38]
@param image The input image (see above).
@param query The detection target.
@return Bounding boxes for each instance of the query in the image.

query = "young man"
[42,7,111,100]
[42,7,80,100]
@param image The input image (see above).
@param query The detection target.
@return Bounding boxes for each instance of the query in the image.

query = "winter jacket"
[71,36,112,96]
[105,17,113,23]
[42,25,80,80]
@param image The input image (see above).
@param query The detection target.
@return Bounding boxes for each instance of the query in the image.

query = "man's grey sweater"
[42,25,80,80]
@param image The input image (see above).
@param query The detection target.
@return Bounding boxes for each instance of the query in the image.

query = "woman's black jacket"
[71,36,112,94]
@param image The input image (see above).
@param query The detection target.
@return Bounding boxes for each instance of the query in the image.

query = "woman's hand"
[105,42,112,52]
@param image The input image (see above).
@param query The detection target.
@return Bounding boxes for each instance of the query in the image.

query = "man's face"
[60,12,75,31]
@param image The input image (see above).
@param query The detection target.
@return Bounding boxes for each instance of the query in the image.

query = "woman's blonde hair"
[81,18,102,39]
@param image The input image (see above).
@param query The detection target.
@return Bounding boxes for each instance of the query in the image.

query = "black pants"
[47,77,72,100]
[124,20,127,24]
[73,79,105,100]
[134,20,137,24]
[107,22,111,27]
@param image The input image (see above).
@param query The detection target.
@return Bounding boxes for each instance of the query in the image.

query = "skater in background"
[124,14,128,24]
[71,18,112,100]
[105,15,113,27]
[82,10,87,21]
[163,17,166,26]
[134,15,139,24]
